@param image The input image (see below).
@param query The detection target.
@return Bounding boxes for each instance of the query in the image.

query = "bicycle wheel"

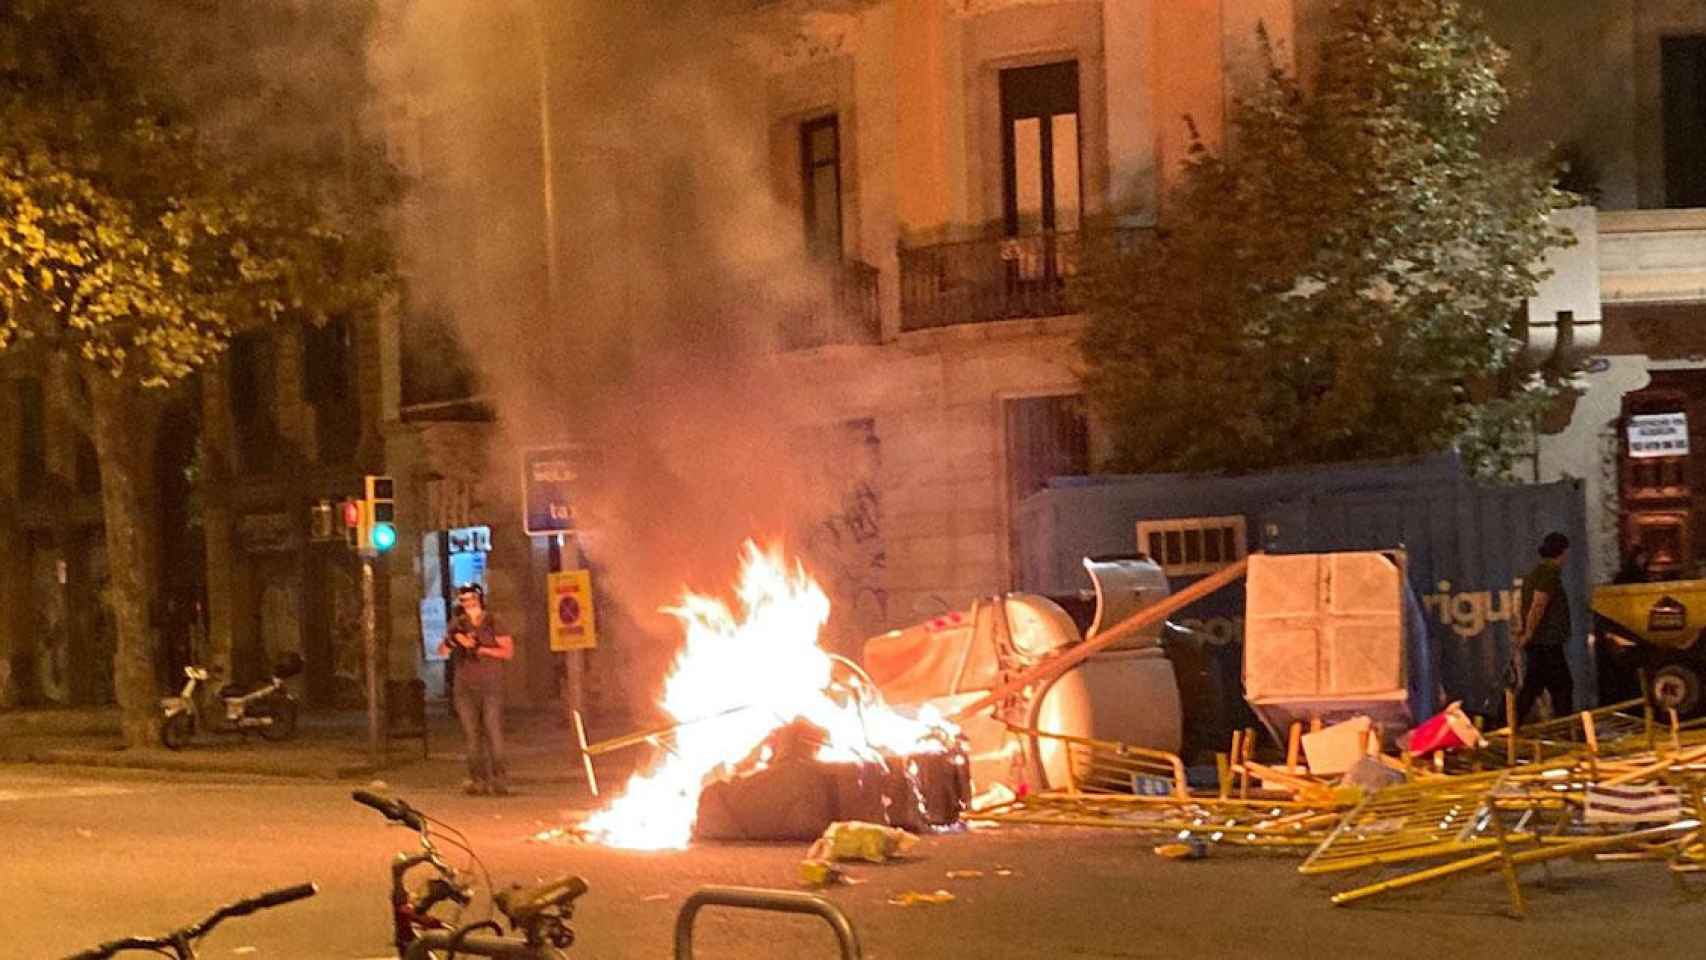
[162,711,194,750]
[259,695,299,741]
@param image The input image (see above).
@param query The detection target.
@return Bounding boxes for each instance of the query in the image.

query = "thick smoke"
[371,1,873,717]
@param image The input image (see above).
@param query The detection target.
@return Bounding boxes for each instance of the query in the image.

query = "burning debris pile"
[695,717,968,842]
[581,542,967,849]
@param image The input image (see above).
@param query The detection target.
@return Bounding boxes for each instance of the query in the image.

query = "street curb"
[0,744,595,786]
[0,745,357,781]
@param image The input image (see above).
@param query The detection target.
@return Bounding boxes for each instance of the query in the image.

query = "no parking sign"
[548,569,598,651]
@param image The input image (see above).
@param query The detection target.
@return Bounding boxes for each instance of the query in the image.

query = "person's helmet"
[455,582,485,603]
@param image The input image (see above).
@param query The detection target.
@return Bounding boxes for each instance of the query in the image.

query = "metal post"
[674,886,862,960]
[531,0,560,313]
[555,533,586,727]
[362,555,382,768]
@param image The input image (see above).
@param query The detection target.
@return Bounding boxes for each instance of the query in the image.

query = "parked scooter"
[160,653,303,749]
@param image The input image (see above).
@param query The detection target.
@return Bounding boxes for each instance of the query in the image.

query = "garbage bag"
[1404,701,1484,756]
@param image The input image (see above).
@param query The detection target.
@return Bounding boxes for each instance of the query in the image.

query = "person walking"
[438,582,514,795]
[1513,531,1576,725]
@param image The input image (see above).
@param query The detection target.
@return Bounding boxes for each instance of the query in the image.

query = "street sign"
[523,446,579,536]
[548,569,598,651]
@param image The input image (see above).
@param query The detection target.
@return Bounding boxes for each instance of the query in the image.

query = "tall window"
[17,378,44,499]
[1662,36,1706,208]
[303,316,357,463]
[229,331,279,474]
[1000,61,1081,236]
[801,115,842,259]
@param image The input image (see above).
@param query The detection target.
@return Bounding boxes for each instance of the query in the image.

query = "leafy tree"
[1078,0,1575,477]
[0,1,396,745]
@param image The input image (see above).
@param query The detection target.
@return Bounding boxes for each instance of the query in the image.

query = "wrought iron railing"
[771,258,882,350]
[899,230,1106,331]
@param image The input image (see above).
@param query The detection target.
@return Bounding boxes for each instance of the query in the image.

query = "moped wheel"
[161,711,194,750]
[1652,662,1703,717]
[259,695,298,741]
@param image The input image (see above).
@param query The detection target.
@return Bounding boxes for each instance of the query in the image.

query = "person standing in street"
[1513,531,1576,725]
[438,582,514,795]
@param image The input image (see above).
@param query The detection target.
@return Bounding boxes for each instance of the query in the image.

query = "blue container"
[1013,454,1590,745]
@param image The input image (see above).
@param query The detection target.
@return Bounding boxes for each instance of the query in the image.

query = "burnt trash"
[692,718,971,842]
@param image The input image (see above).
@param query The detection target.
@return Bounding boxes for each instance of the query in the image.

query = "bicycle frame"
[354,791,572,959]
[354,792,865,960]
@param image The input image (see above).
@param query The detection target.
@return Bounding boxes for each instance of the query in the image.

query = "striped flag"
[1584,784,1684,824]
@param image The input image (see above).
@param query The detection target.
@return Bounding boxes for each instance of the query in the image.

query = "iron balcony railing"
[899,230,1110,331]
[770,258,882,350]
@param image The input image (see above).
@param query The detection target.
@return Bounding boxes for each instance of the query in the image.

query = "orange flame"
[581,541,956,849]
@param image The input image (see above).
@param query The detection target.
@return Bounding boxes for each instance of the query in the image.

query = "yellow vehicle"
[1591,579,1706,714]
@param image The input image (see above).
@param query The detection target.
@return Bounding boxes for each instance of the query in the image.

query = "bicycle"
[352,789,583,959]
[353,790,866,960]
[61,882,316,959]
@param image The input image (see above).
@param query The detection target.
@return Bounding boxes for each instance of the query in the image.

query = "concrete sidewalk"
[0,702,624,792]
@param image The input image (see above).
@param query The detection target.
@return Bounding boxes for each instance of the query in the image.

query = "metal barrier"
[1478,696,1653,767]
[1299,769,1562,876]
[1008,725,1190,799]
[674,886,861,960]
[968,792,1340,848]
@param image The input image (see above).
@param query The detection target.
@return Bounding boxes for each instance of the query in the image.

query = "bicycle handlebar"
[352,789,427,831]
[60,883,317,960]
[230,882,319,917]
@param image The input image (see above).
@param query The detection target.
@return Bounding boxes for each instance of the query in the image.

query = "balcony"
[900,231,1108,331]
[1597,208,1706,305]
[770,258,882,350]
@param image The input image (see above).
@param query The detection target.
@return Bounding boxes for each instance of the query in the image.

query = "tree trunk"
[85,370,164,748]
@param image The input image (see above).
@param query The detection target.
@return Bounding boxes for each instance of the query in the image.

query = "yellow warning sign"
[548,569,597,651]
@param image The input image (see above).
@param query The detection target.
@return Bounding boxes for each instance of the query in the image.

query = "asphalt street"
[2,764,1702,959]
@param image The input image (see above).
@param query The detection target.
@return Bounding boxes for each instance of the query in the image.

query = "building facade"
[1482,1,1706,583]
[370,0,1302,723]
[11,0,1705,718]
[0,311,390,709]
[366,0,1706,726]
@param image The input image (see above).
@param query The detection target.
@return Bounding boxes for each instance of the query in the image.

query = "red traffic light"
[341,500,361,528]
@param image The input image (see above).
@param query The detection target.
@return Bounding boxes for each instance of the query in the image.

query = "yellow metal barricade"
[1299,766,1576,877]
[964,726,1345,848]
[1478,697,1651,767]
[1038,726,1190,799]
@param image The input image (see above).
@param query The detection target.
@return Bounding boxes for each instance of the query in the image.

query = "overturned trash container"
[1243,550,1437,745]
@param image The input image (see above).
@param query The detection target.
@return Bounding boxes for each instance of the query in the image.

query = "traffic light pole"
[361,554,382,769]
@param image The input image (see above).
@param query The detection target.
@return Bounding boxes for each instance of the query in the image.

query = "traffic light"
[363,475,396,555]
[340,498,364,550]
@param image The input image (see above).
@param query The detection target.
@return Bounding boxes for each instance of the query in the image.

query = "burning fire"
[581,541,958,849]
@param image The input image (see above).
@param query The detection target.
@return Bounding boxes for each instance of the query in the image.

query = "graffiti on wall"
[803,419,887,653]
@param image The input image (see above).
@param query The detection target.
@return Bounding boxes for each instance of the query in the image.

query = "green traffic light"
[369,521,397,553]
